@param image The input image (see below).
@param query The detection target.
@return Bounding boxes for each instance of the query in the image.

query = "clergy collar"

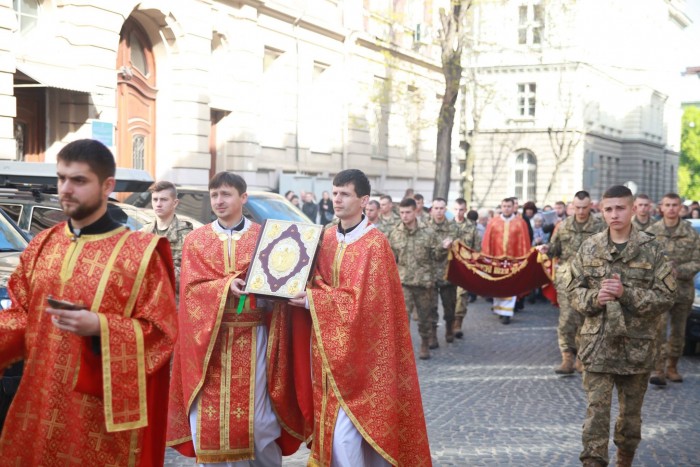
[338,215,364,236]
[212,216,251,235]
[68,211,121,237]
[500,213,514,221]
[336,215,374,245]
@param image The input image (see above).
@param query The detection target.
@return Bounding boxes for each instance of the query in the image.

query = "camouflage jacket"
[389,219,445,287]
[454,219,482,251]
[376,212,400,236]
[567,227,676,374]
[646,219,700,303]
[547,215,606,285]
[631,215,653,232]
[429,218,461,286]
[141,214,194,288]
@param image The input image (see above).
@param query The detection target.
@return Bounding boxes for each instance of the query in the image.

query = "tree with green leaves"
[679,106,700,200]
[434,0,472,200]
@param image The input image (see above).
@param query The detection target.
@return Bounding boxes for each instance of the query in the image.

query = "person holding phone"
[0,139,178,465]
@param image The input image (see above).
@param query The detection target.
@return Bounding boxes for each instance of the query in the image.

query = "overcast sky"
[678,1,700,70]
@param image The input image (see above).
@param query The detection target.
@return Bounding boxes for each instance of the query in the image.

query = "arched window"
[514,150,537,202]
[13,0,39,34]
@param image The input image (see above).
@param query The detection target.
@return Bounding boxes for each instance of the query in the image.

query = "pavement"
[165,298,700,466]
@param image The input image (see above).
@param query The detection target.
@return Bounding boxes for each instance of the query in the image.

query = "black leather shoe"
[502,316,511,325]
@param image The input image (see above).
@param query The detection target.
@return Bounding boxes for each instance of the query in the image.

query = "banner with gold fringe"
[446,241,555,298]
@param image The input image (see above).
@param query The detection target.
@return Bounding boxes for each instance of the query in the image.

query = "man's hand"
[536,244,549,254]
[601,274,624,299]
[46,307,100,336]
[442,238,453,249]
[229,278,246,297]
[597,289,616,307]
[289,291,308,308]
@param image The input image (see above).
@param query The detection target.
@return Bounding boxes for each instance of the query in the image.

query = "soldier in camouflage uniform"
[413,193,431,224]
[428,198,461,346]
[140,181,194,294]
[452,199,481,339]
[645,193,700,385]
[540,191,606,375]
[376,195,400,236]
[631,194,654,232]
[389,197,449,360]
[566,185,675,467]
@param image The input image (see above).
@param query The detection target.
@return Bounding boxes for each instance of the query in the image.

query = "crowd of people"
[0,138,697,467]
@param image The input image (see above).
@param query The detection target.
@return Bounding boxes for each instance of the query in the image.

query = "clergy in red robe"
[291,169,432,467]
[0,139,178,466]
[167,172,305,465]
[481,197,532,323]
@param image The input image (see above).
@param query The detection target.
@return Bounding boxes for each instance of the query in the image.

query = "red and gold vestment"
[0,223,177,466]
[481,215,531,258]
[307,225,432,466]
[167,222,304,463]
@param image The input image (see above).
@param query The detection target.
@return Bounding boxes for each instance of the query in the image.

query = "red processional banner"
[446,241,556,300]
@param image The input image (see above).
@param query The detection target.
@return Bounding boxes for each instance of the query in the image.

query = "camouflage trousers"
[455,287,469,319]
[432,282,457,326]
[581,371,649,465]
[556,284,583,354]
[402,285,436,339]
[653,300,692,361]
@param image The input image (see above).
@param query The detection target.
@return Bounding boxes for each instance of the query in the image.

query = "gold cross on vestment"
[235,335,250,351]
[111,343,133,373]
[41,409,66,439]
[394,399,410,416]
[111,258,136,287]
[232,406,245,420]
[15,401,38,430]
[88,428,109,451]
[231,367,246,385]
[83,250,107,277]
[203,405,217,419]
[56,443,81,465]
[45,244,64,269]
[114,398,141,420]
[79,394,99,417]
[54,353,73,384]
[359,390,378,408]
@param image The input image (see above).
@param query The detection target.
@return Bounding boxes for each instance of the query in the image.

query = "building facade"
[2,0,463,200]
[464,0,689,208]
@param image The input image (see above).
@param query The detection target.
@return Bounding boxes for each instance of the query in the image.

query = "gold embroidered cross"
[56,443,81,465]
[88,428,109,451]
[83,251,106,277]
[41,409,66,439]
[203,405,217,419]
[111,343,133,373]
[232,406,245,420]
[54,353,73,384]
[15,402,38,430]
[114,399,141,420]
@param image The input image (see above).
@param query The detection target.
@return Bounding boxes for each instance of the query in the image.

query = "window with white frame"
[517,83,536,117]
[514,150,537,202]
[13,0,39,34]
[518,3,544,46]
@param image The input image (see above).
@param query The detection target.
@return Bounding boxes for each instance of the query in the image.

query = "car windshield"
[244,195,310,223]
[0,213,28,251]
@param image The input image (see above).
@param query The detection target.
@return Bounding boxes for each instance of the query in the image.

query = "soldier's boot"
[582,458,605,467]
[554,351,575,375]
[666,357,683,382]
[615,450,635,467]
[453,317,464,339]
[649,358,667,386]
[428,326,439,349]
[445,321,455,343]
[574,356,584,373]
[419,338,430,360]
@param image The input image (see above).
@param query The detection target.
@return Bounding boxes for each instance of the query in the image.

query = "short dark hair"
[467,210,478,221]
[149,181,177,198]
[433,197,447,205]
[333,169,370,197]
[501,198,514,205]
[662,192,681,201]
[522,201,537,212]
[56,139,116,182]
[379,194,393,202]
[634,194,650,201]
[602,185,633,199]
[455,198,466,207]
[555,201,566,207]
[209,171,247,194]
[574,190,590,200]
[368,200,380,209]
[399,198,417,209]
[413,193,424,201]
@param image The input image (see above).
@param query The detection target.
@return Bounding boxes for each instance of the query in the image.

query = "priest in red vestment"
[291,169,432,466]
[481,197,532,324]
[167,172,306,465]
[0,139,178,466]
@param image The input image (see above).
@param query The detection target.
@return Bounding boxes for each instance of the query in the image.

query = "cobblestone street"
[166,298,700,466]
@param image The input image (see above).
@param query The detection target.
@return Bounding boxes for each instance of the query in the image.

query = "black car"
[125,187,312,225]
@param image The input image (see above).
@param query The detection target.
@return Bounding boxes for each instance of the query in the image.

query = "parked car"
[685,218,700,355]
[125,187,312,224]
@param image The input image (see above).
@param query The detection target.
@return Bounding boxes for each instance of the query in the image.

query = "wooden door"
[117,19,156,175]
